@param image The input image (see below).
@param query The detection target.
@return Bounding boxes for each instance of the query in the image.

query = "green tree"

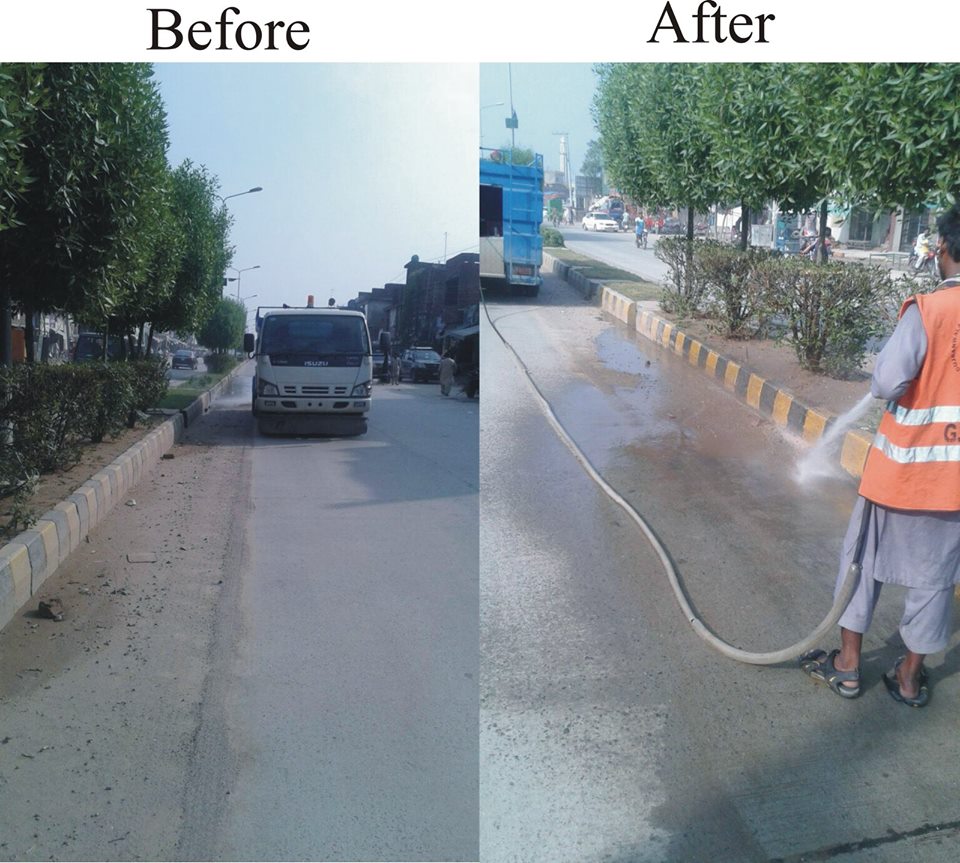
[702,64,841,252]
[596,64,724,239]
[490,144,536,167]
[0,63,170,361]
[0,64,45,233]
[198,297,245,353]
[593,64,668,211]
[581,139,604,178]
[828,63,960,210]
[149,159,232,340]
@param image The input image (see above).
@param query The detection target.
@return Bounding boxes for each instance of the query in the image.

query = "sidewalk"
[543,250,879,480]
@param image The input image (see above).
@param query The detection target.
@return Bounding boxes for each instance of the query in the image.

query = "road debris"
[38,599,64,621]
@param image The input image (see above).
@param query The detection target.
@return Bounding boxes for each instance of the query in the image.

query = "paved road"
[557,224,670,284]
[0,373,478,861]
[480,273,960,862]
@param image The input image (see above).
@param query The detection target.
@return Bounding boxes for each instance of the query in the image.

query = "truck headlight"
[258,379,279,396]
[351,381,372,397]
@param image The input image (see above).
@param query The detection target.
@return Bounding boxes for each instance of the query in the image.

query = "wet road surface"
[480,273,960,862]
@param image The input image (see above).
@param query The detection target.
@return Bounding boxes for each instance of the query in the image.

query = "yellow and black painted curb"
[0,363,244,632]
[596,284,874,481]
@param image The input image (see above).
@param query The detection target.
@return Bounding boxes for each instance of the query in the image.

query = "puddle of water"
[595,327,653,375]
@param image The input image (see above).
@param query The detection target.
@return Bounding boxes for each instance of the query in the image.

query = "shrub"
[203,352,238,374]
[698,243,779,339]
[540,225,565,247]
[0,357,170,500]
[769,258,895,377]
[0,364,94,472]
[128,357,170,412]
[85,363,135,443]
[655,236,710,316]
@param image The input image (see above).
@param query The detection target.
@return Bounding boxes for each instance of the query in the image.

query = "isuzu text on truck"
[244,298,373,436]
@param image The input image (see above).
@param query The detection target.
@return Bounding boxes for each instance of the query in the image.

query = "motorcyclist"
[913,230,932,270]
[635,215,647,247]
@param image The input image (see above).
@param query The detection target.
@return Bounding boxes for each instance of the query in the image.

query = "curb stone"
[0,364,244,631]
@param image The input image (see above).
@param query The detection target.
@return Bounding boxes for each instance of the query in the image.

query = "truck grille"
[282,384,349,396]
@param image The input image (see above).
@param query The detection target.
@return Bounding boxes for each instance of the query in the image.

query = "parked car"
[400,347,441,382]
[171,349,198,370]
[582,212,619,232]
[72,332,127,362]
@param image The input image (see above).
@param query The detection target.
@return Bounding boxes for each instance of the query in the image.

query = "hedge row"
[0,359,170,506]
[654,238,929,377]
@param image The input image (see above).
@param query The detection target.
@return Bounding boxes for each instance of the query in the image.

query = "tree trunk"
[818,200,829,264]
[146,322,155,357]
[740,203,750,251]
[686,206,695,242]
[0,283,11,368]
[24,305,35,363]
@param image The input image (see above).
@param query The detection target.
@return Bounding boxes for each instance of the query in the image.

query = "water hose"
[484,299,866,666]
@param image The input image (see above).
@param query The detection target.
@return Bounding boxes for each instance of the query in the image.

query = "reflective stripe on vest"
[871,430,960,464]
[887,402,960,426]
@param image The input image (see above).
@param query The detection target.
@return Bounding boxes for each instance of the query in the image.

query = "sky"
[151,63,477,325]
[3,2,960,336]
[480,64,600,179]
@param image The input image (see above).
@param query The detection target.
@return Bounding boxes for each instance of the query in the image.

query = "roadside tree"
[0,63,170,363]
[828,63,960,211]
[148,159,232,342]
[198,297,245,355]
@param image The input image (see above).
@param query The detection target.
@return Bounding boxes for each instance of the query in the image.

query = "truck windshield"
[260,315,369,356]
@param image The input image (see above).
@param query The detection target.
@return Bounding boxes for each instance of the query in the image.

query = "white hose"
[485,300,859,665]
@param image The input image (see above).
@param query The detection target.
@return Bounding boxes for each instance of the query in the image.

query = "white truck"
[244,301,373,436]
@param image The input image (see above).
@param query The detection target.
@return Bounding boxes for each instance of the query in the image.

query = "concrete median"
[0,368,234,631]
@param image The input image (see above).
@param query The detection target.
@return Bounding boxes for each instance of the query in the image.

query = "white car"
[582,212,619,232]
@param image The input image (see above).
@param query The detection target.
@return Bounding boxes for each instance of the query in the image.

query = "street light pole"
[227,265,261,303]
[218,186,263,207]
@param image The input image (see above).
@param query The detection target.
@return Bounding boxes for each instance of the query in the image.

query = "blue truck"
[479,148,543,298]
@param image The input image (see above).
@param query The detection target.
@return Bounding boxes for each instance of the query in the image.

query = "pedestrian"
[391,353,400,385]
[439,352,457,397]
[800,202,960,708]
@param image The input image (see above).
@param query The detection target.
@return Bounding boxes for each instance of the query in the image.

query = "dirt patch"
[1,415,167,538]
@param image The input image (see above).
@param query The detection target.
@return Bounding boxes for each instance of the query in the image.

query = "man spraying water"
[800,202,960,707]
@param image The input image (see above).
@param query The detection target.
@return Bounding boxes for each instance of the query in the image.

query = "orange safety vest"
[859,281,960,511]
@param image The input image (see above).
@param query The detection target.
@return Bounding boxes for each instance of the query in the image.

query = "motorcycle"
[908,234,937,275]
[635,229,648,249]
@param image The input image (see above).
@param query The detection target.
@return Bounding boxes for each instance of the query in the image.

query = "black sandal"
[882,657,929,708]
[800,649,861,699]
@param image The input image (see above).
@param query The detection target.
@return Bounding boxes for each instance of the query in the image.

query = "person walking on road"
[439,352,457,397]
[391,353,400,385]
[800,203,960,708]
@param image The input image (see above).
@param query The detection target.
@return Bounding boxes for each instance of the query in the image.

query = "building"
[350,252,479,352]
